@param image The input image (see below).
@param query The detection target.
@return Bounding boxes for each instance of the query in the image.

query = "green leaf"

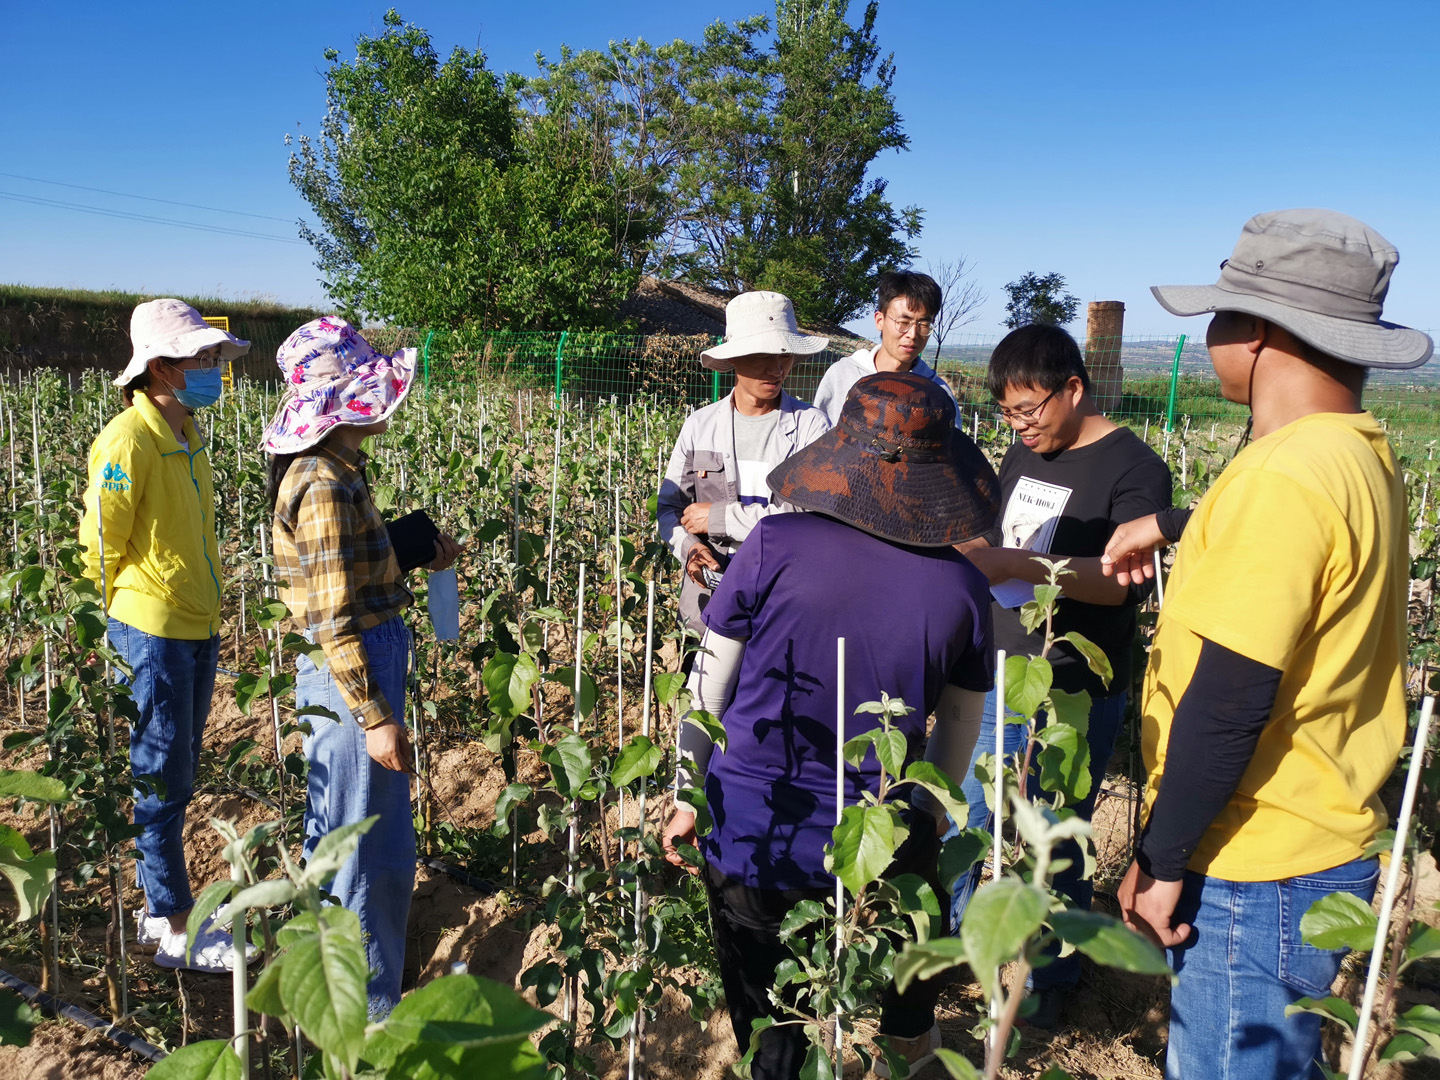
[1285,995,1359,1029]
[842,729,877,768]
[933,1047,982,1080]
[612,735,663,786]
[1049,910,1171,977]
[548,666,598,719]
[682,709,726,752]
[1046,688,1091,735]
[902,760,968,825]
[1379,1032,1436,1061]
[653,671,686,707]
[482,651,541,719]
[0,768,67,803]
[829,804,906,895]
[279,922,369,1070]
[893,938,967,994]
[542,733,592,798]
[298,816,377,889]
[215,879,298,929]
[492,783,532,838]
[961,879,1049,999]
[1003,655,1052,719]
[246,954,289,1020]
[1299,891,1379,951]
[1059,631,1113,688]
[800,1041,835,1080]
[1398,1003,1440,1035]
[873,727,908,780]
[0,988,37,1047]
[363,974,549,1073]
[1404,923,1440,971]
[1035,723,1092,802]
[185,879,237,961]
[146,1040,245,1080]
[938,829,989,892]
[0,827,56,922]
[233,671,266,716]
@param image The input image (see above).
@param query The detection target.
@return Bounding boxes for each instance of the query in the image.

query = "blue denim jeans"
[296,615,415,1019]
[109,618,220,919]
[947,686,1128,991]
[1166,858,1380,1080]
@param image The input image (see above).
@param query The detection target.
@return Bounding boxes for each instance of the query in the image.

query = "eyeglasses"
[995,389,1057,423]
[885,313,933,336]
[169,349,226,372]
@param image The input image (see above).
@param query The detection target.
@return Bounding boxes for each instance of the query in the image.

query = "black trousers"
[704,827,946,1080]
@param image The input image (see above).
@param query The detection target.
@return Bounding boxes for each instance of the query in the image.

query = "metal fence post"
[711,336,723,402]
[421,329,435,397]
[1164,333,1187,432]
[554,330,569,401]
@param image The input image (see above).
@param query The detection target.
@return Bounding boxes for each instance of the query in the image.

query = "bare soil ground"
[4,669,1438,1079]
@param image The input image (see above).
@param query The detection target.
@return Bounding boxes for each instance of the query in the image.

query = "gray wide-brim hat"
[700,290,829,372]
[1152,208,1433,370]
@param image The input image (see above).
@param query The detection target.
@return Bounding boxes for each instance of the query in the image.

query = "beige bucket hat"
[700,291,829,372]
[115,298,251,387]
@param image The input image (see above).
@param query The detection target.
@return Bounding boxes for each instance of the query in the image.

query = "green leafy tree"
[1002,271,1080,329]
[289,10,638,330]
[666,1,922,324]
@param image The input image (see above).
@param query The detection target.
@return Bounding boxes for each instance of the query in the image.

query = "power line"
[0,170,297,224]
[0,190,305,244]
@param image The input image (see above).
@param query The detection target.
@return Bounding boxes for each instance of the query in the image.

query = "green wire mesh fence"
[385,326,1440,445]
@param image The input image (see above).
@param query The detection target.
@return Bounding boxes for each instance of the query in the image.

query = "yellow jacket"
[79,391,222,640]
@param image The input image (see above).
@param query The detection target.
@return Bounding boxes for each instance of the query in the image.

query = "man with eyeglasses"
[812,270,956,423]
[944,323,1171,1028]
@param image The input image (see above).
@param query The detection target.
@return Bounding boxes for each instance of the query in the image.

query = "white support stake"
[833,636,846,1074]
[1348,695,1435,1080]
[1153,550,1166,608]
[628,581,657,1080]
[231,859,249,1073]
[990,649,1007,1048]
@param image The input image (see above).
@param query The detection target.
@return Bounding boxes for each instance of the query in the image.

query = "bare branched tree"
[926,257,986,360]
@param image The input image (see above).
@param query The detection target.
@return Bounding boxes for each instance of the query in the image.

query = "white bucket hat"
[700,291,829,372]
[1151,209,1433,370]
[115,298,251,387]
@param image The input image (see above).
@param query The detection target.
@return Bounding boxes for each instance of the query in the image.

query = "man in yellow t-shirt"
[1108,210,1432,1080]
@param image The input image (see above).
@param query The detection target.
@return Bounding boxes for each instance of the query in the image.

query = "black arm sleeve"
[1135,637,1282,881]
[1155,506,1193,544]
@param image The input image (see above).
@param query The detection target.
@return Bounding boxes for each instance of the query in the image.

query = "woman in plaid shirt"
[262,318,460,1019]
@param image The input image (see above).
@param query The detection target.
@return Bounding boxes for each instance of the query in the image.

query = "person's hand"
[685,545,721,587]
[1117,860,1191,949]
[681,503,712,535]
[661,808,700,875]
[961,545,1018,586]
[365,720,414,773]
[1101,514,1165,586]
[427,532,465,571]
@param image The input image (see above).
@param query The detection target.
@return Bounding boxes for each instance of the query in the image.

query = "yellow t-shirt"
[1140,411,1408,881]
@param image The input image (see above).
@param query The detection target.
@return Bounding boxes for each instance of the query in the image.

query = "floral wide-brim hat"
[260,318,417,454]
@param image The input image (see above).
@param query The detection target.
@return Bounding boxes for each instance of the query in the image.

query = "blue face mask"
[172,366,223,409]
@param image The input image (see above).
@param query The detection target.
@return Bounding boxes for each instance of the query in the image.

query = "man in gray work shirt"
[812,270,956,423]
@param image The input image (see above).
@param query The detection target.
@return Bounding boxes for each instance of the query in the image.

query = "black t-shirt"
[982,426,1171,695]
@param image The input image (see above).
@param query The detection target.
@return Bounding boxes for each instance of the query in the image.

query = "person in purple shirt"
[660,372,1000,1080]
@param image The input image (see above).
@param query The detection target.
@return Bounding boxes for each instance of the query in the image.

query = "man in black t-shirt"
[947,324,1171,1025]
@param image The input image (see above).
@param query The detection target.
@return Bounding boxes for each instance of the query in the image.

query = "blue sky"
[3,1,1437,339]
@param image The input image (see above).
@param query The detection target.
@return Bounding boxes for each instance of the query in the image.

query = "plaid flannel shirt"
[272,442,411,729]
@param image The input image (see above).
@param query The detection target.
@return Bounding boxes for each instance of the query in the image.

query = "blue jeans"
[947,686,1128,991]
[1166,858,1380,1080]
[109,618,220,919]
[296,615,415,1019]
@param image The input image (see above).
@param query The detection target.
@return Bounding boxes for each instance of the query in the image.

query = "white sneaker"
[134,909,171,948]
[153,916,258,973]
[873,1024,942,1078]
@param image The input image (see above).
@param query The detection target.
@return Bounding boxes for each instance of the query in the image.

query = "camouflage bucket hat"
[767,372,999,547]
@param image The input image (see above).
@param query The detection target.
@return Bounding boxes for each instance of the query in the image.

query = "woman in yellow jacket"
[79,299,250,973]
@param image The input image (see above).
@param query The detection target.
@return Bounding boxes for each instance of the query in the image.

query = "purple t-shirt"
[699,512,993,890]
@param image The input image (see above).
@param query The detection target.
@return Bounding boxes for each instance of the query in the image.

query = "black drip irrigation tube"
[419,857,500,895]
[0,968,168,1064]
